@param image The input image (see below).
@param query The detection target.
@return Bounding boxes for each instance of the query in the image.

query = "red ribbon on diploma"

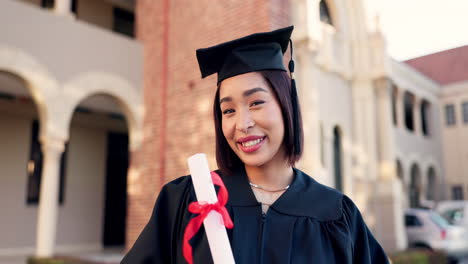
[183,171,234,264]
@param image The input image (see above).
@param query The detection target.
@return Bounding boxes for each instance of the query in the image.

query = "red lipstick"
[237,136,265,153]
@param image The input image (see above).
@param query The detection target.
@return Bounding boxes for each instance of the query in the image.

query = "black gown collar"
[220,167,343,221]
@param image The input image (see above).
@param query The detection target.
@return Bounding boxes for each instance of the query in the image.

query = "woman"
[122,26,389,264]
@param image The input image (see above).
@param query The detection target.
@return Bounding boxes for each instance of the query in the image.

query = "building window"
[71,0,77,14]
[26,120,68,205]
[404,92,414,131]
[396,159,403,181]
[391,85,398,126]
[421,100,430,136]
[41,0,76,13]
[333,126,343,192]
[445,104,456,126]
[319,0,334,26]
[409,164,421,208]
[452,185,464,200]
[113,7,135,38]
[41,0,54,8]
[462,102,468,124]
[426,167,436,200]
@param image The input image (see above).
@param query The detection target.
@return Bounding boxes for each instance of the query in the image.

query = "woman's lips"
[237,136,266,153]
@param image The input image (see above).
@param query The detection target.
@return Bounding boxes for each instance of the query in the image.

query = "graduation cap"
[196,25,302,156]
[196,26,294,83]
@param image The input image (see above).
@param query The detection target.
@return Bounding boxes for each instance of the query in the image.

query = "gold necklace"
[249,182,290,192]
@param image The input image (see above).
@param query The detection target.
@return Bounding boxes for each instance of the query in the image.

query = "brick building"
[128,0,293,248]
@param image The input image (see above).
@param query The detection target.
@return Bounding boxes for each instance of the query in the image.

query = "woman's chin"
[238,155,269,168]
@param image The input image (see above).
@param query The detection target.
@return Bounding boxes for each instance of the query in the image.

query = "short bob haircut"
[213,70,304,175]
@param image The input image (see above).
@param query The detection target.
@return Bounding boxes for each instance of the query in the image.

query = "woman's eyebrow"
[243,87,268,97]
[219,87,268,104]
[219,96,232,104]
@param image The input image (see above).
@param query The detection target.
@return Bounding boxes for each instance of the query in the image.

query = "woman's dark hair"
[213,70,304,175]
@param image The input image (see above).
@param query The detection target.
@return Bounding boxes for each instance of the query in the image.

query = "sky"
[367,0,468,61]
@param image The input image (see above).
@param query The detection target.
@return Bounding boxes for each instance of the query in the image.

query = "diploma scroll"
[188,153,236,264]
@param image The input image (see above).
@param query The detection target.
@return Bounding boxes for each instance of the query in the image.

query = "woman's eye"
[222,109,235,115]
[250,100,265,107]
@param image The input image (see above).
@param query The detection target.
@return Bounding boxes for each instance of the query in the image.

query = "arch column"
[36,135,66,257]
[372,77,407,252]
[351,77,378,181]
[294,46,321,177]
[375,78,396,180]
[413,96,421,136]
[396,88,404,130]
[54,0,73,17]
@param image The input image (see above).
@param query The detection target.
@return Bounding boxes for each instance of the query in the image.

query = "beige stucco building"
[0,0,143,259]
[440,79,468,200]
[290,0,460,253]
[0,0,465,261]
[405,46,468,201]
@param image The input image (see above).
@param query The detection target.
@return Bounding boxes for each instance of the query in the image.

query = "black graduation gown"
[122,168,389,264]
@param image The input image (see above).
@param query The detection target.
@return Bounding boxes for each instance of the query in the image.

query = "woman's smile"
[237,135,266,153]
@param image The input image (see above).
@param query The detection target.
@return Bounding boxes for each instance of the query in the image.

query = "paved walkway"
[0,248,124,264]
[0,256,27,264]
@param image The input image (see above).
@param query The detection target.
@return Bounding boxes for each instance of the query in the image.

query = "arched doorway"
[319,0,334,26]
[396,159,403,181]
[426,167,436,201]
[404,92,415,132]
[0,71,44,251]
[409,164,421,208]
[391,84,398,126]
[333,126,343,192]
[59,93,129,249]
[420,100,431,136]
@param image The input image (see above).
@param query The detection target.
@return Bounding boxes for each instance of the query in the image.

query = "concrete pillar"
[308,0,323,46]
[376,78,396,180]
[35,136,66,257]
[295,49,322,178]
[53,0,72,16]
[351,78,378,181]
[373,78,407,252]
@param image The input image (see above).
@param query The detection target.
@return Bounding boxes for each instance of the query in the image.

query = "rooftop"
[404,45,468,85]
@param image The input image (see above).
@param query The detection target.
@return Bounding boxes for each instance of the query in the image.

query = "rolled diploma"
[188,153,235,264]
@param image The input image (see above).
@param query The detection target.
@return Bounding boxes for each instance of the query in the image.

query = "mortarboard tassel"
[288,40,301,155]
[288,39,301,154]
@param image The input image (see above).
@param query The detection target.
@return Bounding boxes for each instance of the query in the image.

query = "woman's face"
[219,72,286,168]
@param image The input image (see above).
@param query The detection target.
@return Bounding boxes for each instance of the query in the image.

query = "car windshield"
[430,211,449,229]
[442,208,464,225]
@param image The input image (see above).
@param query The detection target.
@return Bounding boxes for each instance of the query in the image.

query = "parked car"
[436,200,468,229]
[405,208,468,260]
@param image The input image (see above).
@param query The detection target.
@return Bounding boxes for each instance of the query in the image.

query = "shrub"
[389,250,448,264]
[27,256,96,264]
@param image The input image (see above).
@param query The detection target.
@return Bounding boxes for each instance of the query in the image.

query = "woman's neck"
[245,161,294,191]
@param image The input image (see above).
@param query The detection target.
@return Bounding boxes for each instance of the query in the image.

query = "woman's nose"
[236,109,255,133]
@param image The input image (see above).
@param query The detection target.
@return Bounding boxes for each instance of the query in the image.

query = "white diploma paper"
[188,153,236,264]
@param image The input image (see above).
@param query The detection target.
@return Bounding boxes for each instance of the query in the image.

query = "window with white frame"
[452,185,464,200]
[319,0,334,26]
[462,102,468,124]
[445,104,456,126]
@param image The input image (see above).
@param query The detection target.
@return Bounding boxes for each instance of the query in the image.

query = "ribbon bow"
[182,171,234,264]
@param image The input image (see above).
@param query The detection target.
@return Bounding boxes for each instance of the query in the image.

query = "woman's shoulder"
[164,174,193,189]
[156,174,197,206]
[275,169,344,221]
[291,169,367,224]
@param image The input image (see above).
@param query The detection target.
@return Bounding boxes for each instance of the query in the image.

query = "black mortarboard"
[196,26,294,83]
[196,25,302,157]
